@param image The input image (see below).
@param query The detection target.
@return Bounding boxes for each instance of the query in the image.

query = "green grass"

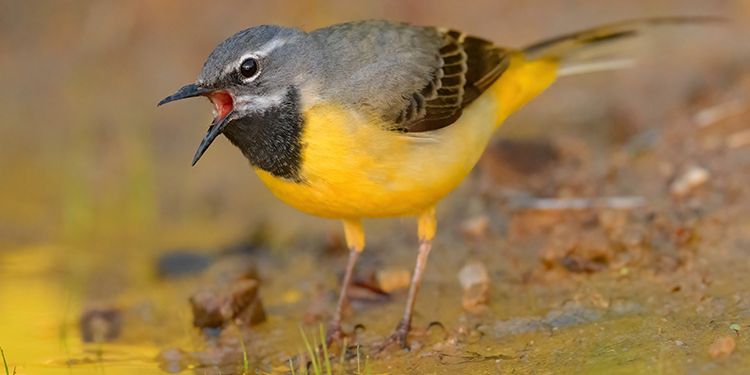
[289,326,370,375]
[1,347,15,375]
[0,347,7,375]
[356,345,361,375]
[355,344,370,375]
[292,324,332,375]
[318,325,332,375]
[239,338,249,374]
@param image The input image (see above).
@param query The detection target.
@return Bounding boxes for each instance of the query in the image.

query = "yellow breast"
[255,55,558,219]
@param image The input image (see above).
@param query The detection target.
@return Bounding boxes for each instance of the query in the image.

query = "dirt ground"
[1,1,749,374]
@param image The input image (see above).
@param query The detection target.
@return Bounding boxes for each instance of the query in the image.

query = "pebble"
[458,262,490,313]
[79,305,122,343]
[190,278,265,329]
[376,267,411,293]
[670,166,710,197]
[461,215,490,239]
[157,348,190,373]
[708,335,736,359]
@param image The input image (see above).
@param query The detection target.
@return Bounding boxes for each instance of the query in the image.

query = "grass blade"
[299,326,320,375]
[356,345,361,375]
[318,324,332,375]
[239,338,249,374]
[339,337,348,370]
[1,347,9,375]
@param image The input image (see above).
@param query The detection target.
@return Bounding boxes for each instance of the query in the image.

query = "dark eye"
[239,58,259,79]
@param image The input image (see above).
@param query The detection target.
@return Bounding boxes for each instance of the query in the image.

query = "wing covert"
[396,29,509,133]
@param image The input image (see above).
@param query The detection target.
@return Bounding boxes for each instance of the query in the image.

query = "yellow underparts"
[256,53,558,222]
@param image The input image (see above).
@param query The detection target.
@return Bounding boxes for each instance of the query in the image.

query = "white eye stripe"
[255,38,289,56]
[220,38,290,80]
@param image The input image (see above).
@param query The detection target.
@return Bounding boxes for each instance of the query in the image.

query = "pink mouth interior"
[209,92,233,122]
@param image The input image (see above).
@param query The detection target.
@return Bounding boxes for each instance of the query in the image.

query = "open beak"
[157,83,211,106]
[158,83,234,166]
[191,114,231,166]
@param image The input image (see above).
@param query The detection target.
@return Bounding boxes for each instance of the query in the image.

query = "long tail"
[522,17,725,77]
[490,17,723,125]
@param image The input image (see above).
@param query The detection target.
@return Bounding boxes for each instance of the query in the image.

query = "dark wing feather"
[396,29,509,133]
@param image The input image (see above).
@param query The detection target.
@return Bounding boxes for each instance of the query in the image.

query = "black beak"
[158,83,233,166]
[191,114,232,166]
[157,83,211,106]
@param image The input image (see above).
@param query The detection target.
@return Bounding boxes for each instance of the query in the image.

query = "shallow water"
[2,180,749,374]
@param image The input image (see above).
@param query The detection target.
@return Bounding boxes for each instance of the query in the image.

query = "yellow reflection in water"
[0,246,165,375]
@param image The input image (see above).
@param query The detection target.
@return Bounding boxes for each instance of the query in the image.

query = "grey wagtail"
[158,18,717,348]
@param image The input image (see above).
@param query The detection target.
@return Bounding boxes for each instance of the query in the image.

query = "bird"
[158,17,717,348]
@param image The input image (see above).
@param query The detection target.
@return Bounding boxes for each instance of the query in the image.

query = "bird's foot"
[377,321,411,352]
[326,323,345,347]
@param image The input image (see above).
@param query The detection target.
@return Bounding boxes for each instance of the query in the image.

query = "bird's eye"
[239,58,259,79]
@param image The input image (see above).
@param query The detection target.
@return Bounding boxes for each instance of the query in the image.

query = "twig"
[694,97,748,128]
[511,196,646,210]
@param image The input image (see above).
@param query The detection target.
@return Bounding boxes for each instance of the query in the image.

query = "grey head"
[158,25,323,171]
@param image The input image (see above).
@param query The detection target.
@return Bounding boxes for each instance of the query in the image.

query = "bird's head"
[158,25,321,166]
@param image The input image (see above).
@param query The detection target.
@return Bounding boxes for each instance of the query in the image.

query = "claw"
[377,321,411,352]
[326,324,344,347]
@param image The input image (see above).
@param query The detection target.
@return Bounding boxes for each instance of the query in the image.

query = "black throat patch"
[222,88,304,181]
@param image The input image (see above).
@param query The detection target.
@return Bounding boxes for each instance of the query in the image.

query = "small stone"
[675,340,686,347]
[458,262,489,290]
[375,268,411,293]
[189,278,265,329]
[708,335,736,359]
[458,262,490,313]
[461,215,490,239]
[670,166,710,197]
[730,323,741,334]
[157,348,191,373]
[462,284,490,313]
[230,279,266,326]
[79,305,122,343]
[190,291,230,328]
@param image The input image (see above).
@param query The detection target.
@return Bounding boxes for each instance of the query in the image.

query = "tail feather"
[522,17,725,77]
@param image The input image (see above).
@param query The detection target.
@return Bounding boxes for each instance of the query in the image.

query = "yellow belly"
[255,55,558,219]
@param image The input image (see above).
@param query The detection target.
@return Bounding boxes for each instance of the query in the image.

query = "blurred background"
[1,0,746,246]
[1,1,748,374]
